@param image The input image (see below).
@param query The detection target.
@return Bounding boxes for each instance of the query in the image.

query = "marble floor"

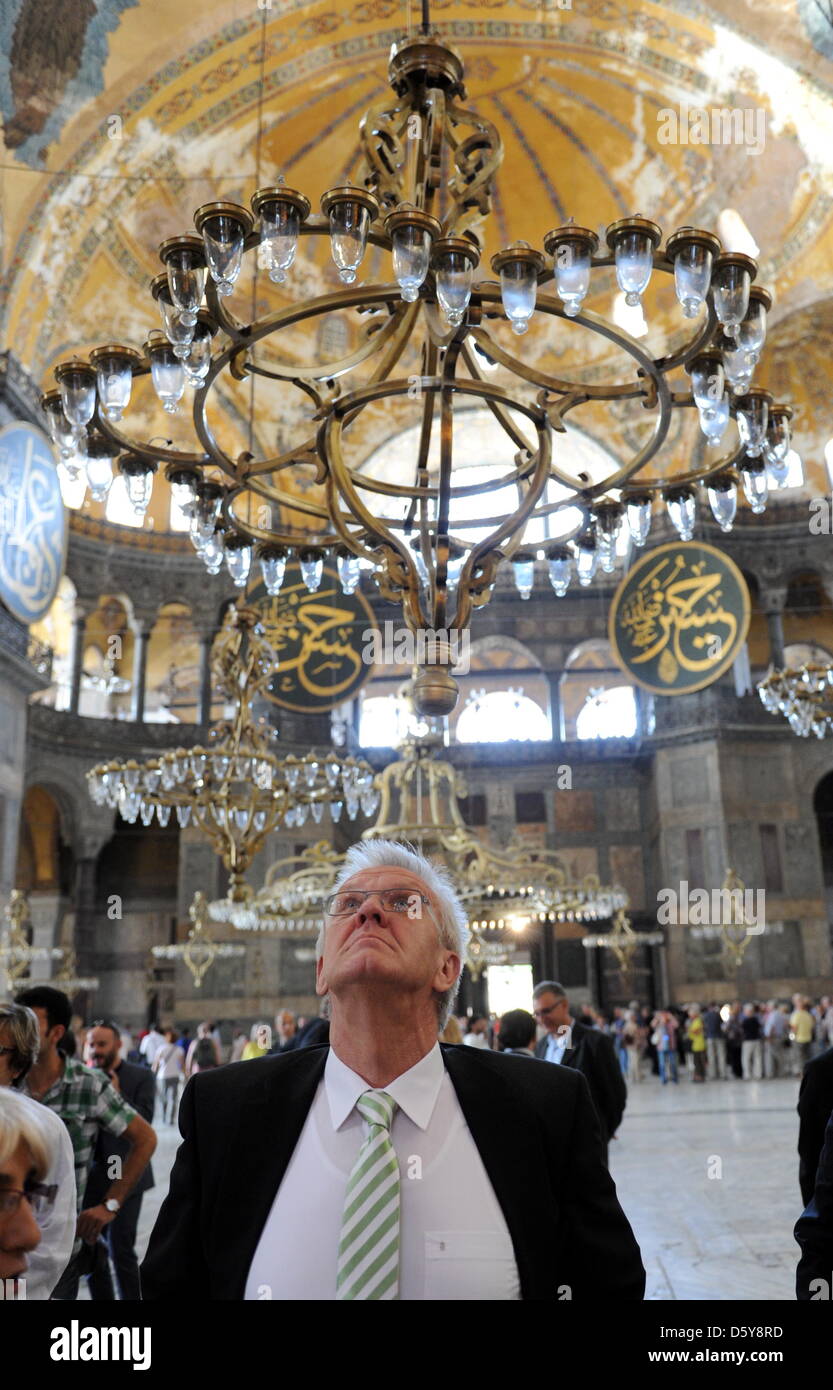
[81,1067,805,1301]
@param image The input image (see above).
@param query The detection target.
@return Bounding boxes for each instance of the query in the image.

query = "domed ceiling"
[2,0,833,541]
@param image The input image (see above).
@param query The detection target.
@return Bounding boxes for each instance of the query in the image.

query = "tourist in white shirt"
[139,1025,166,1069]
[462,1014,490,1049]
[0,1003,76,1298]
[153,1029,184,1124]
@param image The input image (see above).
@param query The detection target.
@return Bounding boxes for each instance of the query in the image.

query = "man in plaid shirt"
[16,986,156,1298]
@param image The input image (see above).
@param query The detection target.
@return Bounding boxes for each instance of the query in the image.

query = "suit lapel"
[442,1046,553,1299]
[209,1048,328,1298]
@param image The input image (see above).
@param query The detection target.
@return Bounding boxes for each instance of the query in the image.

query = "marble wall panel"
[671,754,710,808]
[783,821,824,901]
[554,788,595,833]
[604,786,641,831]
[610,843,646,909]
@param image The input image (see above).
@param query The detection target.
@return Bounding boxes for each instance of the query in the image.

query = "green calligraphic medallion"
[609,541,750,695]
[0,423,67,625]
[248,561,378,713]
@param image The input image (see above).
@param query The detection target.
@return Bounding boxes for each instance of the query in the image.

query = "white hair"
[0,1088,53,1179]
[315,839,469,1031]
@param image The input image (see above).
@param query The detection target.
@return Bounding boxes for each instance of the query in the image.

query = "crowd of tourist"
[463,994,833,1086]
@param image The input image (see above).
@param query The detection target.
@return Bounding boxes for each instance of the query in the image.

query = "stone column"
[546,671,563,742]
[28,891,66,983]
[129,616,155,723]
[760,586,787,669]
[68,604,91,715]
[196,631,214,726]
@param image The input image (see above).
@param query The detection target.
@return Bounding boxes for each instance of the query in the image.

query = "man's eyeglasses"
[324,889,431,918]
[533,1003,562,1019]
[0,1183,57,1217]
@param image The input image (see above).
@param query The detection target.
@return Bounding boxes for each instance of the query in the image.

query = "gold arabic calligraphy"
[619,553,739,685]
[259,580,370,707]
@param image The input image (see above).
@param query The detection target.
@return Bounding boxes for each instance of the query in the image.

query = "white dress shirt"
[16,1094,77,1299]
[544,1033,568,1065]
[244,1042,520,1300]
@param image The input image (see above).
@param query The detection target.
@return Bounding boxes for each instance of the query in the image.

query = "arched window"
[358,407,618,549]
[576,686,638,740]
[359,695,419,748]
[561,639,637,740]
[456,689,551,744]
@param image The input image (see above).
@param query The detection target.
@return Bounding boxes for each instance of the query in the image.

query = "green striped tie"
[336,1089,400,1301]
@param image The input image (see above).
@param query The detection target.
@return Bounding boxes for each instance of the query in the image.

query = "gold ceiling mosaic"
[3,0,833,538]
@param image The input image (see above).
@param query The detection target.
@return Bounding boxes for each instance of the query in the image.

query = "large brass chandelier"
[87,605,377,898]
[45,10,794,716]
[758,663,833,738]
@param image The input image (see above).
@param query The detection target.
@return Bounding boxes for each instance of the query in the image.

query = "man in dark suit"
[795,1106,833,1299]
[533,981,627,1164]
[84,1019,156,1300]
[797,1046,833,1205]
[143,840,644,1301]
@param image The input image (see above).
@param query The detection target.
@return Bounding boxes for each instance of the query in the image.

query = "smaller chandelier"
[758,662,833,738]
[87,606,378,897]
[152,892,246,988]
[51,948,100,995]
[1,891,64,987]
[685,869,766,975]
[225,719,626,935]
[583,908,663,987]
[465,928,519,981]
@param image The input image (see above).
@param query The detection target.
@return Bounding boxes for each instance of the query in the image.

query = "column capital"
[759,585,788,614]
[71,599,96,623]
[128,609,157,638]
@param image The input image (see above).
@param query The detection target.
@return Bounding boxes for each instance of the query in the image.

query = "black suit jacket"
[271,1017,330,1054]
[535,1021,627,1142]
[795,1106,833,1299]
[797,1047,833,1206]
[141,1043,644,1301]
[84,1060,156,1204]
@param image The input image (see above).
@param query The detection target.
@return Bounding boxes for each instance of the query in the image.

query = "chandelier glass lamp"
[52,10,794,716]
[758,662,833,738]
[86,606,378,899]
[151,892,246,989]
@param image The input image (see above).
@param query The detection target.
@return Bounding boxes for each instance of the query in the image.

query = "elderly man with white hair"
[142,840,645,1301]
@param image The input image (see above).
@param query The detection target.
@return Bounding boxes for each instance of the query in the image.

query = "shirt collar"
[325,1041,445,1133]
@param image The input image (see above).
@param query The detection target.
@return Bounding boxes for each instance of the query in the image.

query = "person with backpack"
[185,1023,221,1079]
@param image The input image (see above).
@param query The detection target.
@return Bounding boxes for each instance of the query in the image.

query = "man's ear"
[315,953,327,998]
[434,951,460,994]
